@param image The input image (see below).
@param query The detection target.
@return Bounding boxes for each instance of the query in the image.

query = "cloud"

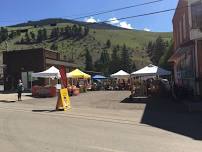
[108,17,120,25]
[85,17,97,23]
[143,27,151,32]
[119,21,134,29]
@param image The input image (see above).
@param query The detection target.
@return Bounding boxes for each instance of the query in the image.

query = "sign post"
[56,88,71,111]
[56,66,71,111]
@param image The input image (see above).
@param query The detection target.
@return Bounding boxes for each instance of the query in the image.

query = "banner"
[59,65,68,88]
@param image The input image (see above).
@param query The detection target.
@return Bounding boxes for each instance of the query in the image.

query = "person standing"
[17,79,24,101]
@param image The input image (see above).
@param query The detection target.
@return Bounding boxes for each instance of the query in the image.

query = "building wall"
[197,40,202,95]
[173,0,190,50]
[3,49,45,90]
[0,52,3,78]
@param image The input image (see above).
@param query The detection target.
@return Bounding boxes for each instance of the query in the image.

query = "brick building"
[3,48,78,91]
[169,0,202,96]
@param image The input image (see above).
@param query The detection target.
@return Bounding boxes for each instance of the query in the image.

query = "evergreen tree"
[42,28,47,40]
[159,40,173,70]
[20,37,25,44]
[30,32,36,41]
[84,26,89,36]
[146,41,154,58]
[0,27,8,43]
[121,44,132,73]
[106,39,111,48]
[152,36,166,65]
[25,32,30,43]
[64,25,71,38]
[8,31,17,39]
[85,48,93,71]
[50,43,58,50]
[50,28,59,39]
[37,29,43,42]
[109,46,121,73]
[95,49,110,74]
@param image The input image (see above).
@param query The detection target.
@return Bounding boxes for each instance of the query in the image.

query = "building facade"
[3,48,78,91]
[169,0,202,96]
[0,52,4,91]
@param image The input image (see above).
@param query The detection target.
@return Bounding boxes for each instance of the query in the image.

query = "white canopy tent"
[111,70,130,79]
[31,66,61,89]
[32,66,60,78]
[130,64,171,98]
[131,64,171,77]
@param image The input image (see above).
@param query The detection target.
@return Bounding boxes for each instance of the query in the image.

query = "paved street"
[0,91,202,152]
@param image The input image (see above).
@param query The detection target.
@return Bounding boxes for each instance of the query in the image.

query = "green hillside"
[0,18,172,69]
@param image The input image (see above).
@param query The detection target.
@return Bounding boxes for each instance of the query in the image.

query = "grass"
[0,22,172,69]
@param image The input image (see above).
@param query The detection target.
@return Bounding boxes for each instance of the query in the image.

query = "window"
[191,1,202,29]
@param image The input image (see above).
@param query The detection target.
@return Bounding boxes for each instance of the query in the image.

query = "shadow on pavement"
[121,97,149,104]
[138,97,202,140]
[0,100,16,103]
[32,109,58,112]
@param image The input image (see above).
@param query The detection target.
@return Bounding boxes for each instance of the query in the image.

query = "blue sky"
[0,0,178,32]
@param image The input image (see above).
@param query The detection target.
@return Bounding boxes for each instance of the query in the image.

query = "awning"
[111,70,130,79]
[131,64,171,77]
[168,49,184,62]
[168,46,193,62]
[67,69,91,79]
[93,75,107,80]
[32,66,60,78]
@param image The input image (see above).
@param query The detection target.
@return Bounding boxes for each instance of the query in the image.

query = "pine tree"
[37,29,43,42]
[0,27,8,43]
[121,44,132,73]
[159,40,173,70]
[64,25,71,38]
[106,39,111,48]
[152,36,166,65]
[20,37,25,44]
[30,32,36,41]
[50,43,58,50]
[42,28,47,40]
[25,32,30,43]
[50,28,59,39]
[146,41,153,58]
[84,26,89,36]
[95,49,110,74]
[109,46,121,73]
[85,48,93,71]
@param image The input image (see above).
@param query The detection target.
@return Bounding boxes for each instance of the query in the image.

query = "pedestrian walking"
[17,79,24,101]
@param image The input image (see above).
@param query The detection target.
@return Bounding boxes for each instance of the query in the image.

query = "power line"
[5,4,196,33]
[0,0,164,24]
[72,0,164,20]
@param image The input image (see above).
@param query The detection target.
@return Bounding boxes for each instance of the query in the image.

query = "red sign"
[59,66,68,88]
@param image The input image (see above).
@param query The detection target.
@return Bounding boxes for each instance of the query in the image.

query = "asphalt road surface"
[0,91,202,152]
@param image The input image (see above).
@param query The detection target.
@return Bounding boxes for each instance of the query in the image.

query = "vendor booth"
[92,75,107,90]
[67,69,91,95]
[111,70,130,90]
[31,66,60,97]
[130,64,171,97]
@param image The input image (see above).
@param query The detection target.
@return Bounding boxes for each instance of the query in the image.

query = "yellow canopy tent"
[67,69,91,79]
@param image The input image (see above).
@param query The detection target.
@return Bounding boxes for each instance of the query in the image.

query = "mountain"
[0,18,172,69]
[10,18,124,30]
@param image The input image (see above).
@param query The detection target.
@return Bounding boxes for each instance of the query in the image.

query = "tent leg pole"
[31,76,32,92]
